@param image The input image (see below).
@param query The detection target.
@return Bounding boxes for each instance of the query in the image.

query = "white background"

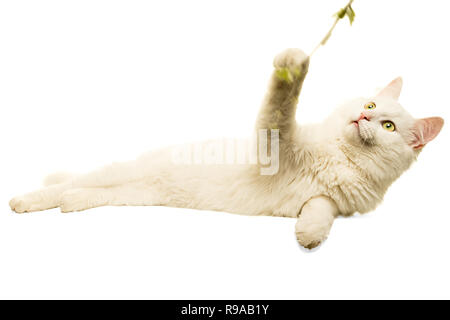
[1,0,449,299]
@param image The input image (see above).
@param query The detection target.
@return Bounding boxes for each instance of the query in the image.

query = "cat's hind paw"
[60,188,102,213]
[9,194,57,213]
[9,197,28,213]
[10,185,67,213]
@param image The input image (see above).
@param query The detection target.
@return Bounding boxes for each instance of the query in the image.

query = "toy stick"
[310,0,355,56]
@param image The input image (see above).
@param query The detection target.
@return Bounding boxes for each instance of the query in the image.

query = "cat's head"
[330,77,444,179]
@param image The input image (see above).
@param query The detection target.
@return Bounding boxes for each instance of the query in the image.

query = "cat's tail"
[43,172,76,186]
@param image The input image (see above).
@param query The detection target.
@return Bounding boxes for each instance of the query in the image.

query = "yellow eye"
[382,121,395,132]
[364,102,376,110]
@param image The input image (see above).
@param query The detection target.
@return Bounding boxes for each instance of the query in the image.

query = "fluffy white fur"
[9,49,444,249]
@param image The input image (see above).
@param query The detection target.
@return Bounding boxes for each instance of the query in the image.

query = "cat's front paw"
[273,48,309,77]
[295,220,329,250]
[296,233,322,249]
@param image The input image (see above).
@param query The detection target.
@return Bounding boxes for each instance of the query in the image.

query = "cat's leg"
[256,48,309,141]
[9,183,71,213]
[59,181,158,213]
[9,164,130,213]
[10,158,152,213]
[43,172,76,186]
[295,196,339,249]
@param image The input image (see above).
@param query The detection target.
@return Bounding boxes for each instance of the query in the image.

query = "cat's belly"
[141,161,316,218]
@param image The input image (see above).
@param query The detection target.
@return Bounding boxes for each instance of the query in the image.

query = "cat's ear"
[377,77,403,100]
[409,117,444,149]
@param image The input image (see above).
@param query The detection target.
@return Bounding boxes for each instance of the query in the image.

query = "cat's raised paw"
[273,48,309,75]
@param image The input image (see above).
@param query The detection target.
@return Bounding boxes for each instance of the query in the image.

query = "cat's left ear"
[377,77,403,100]
[409,117,444,149]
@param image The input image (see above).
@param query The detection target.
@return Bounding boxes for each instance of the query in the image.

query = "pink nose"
[358,113,370,121]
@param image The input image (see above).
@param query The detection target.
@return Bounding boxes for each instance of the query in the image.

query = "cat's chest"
[305,147,385,215]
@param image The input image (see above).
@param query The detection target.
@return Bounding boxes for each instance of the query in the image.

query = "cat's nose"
[358,113,370,122]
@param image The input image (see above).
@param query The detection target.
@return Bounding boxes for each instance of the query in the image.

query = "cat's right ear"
[409,117,444,149]
[377,77,403,100]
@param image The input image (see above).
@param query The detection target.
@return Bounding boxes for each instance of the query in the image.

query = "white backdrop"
[1,0,449,299]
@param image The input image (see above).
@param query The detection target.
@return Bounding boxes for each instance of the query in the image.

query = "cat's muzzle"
[357,120,375,143]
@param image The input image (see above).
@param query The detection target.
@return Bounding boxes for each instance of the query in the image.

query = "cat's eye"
[382,121,395,132]
[364,102,376,110]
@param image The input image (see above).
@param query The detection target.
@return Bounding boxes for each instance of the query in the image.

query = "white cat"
[9,48,444,249]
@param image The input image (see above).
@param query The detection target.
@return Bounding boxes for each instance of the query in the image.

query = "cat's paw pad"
[60,189,92,213]
[273,48,309,75]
